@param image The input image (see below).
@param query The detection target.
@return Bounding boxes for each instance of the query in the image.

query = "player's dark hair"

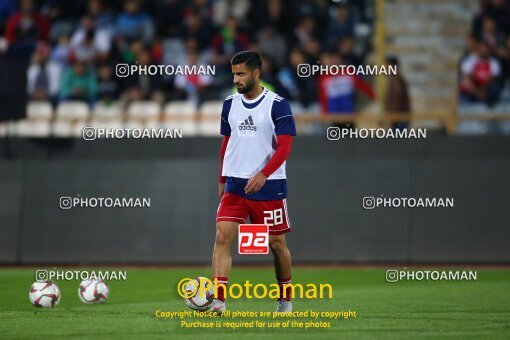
[231,51,263,70]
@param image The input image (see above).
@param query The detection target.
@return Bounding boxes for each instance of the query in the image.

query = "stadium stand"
[0,0,509,137]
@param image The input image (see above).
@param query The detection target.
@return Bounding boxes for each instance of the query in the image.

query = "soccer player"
[210,51,296,313]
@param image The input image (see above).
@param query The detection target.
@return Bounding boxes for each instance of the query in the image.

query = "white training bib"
[222,89,287,180]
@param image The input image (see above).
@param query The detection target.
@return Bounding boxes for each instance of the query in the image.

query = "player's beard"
[236,77,255,94]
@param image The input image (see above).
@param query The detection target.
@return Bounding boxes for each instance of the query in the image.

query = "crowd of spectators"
[459,0,510,107]
[0,0,373,113]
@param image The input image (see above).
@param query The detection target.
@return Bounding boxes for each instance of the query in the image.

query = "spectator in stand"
[51,34,72,66]
[120,48,164,105]
[150,36,164,64]
[338,35,363,67]
[39,0,78,43]
[458,33,480,99]
[385,56,411,130]
[114,0,154,45]
[0,0,15,33]
[184,37,212,65]
[119,39,144,64]
[70,29,98,64]
[303,36,322,64]
[179,10,212,53]
[210,15,249,88]
[293,16,317,51]
[187,0,213,21]
[4,0,49,55]
[96,63,120,102]
[70,15,111,60]
[210,16,249,66]
[156,1,184,33]
[459,33,479,65]
[495,35,510,84]
[249,0,293,39]
[258,54,279,92]
[212,0,249,27]
[481,0,510,35]
[294,0,328,31]
[87,0,114,30]
[59,60,97,104]
[318,53,375,128]
[257,24,287,68]
[278,48,304,105]
[460,39,502,107]
[277,48,317,108]
[27,42,61,103]
[153,0,185,38]
[480,16,501,53]
[174,48,213,104]
[326,4,354,50]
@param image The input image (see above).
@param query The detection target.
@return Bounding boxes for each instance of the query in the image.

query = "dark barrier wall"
[0,54,29,121]
[1,137,509,264]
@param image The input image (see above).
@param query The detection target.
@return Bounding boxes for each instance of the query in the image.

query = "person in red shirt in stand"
[317,53,375,128]
[4,0,49,46]
[460,39,502,107]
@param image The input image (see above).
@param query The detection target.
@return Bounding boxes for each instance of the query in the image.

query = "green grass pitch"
[0,267,509,339]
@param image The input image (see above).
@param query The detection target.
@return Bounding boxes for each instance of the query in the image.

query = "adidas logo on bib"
[239,116,257,131]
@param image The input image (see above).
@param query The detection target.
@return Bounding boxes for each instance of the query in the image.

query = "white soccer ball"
[78,279,109,304]
[184,277,214,310]
[29,280,61,308]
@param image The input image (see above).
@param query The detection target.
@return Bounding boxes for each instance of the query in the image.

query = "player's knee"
[215,223,235,246]
[269,236,286,253]
[215,230,232,246]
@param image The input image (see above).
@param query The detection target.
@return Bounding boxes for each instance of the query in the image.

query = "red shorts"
[216,192,292,235]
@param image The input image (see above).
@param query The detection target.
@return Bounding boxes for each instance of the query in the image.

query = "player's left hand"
[244,172,267,195]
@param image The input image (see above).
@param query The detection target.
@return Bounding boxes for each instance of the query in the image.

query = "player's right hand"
[219,183,225,198]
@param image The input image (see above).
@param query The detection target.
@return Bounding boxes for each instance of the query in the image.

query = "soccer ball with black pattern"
[184,277,214,311]
[29,280,61,308]
[78,279,109,304]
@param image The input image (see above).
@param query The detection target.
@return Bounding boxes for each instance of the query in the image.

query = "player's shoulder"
[224,92,241,103]
[268,92,293,119]
[222,93,239,113]
[221,93,238,118]
[267,90,291,110]
[265,89,287,103]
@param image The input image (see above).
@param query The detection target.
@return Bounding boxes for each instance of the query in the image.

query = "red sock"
[213,276,228,302]
[277,276,292,301]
